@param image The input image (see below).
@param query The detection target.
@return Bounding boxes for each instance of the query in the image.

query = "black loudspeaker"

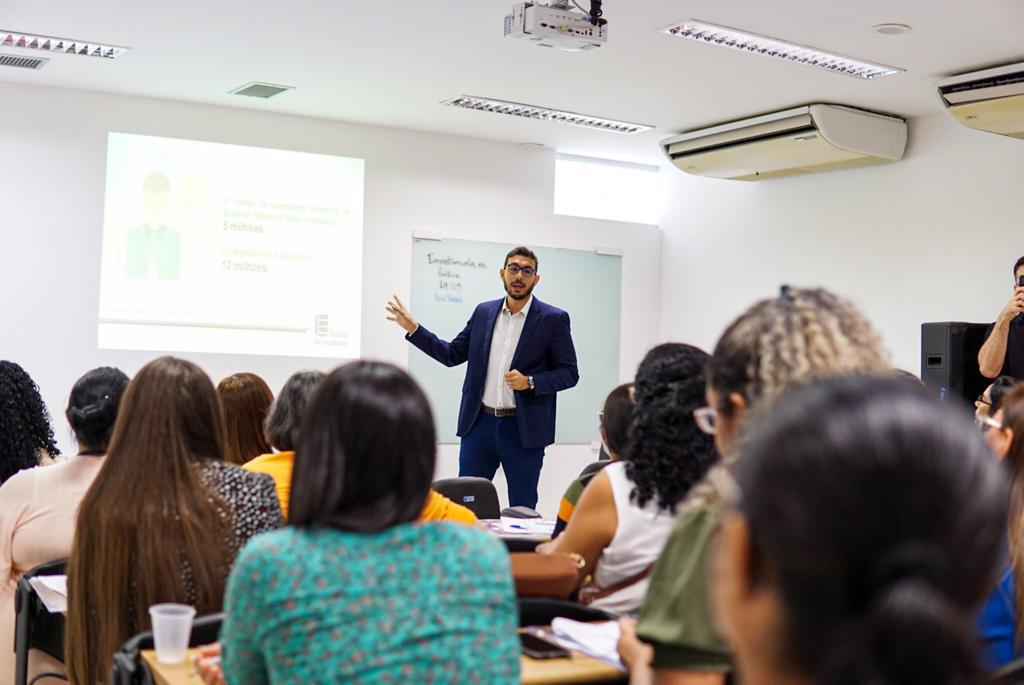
[920,322,990,405]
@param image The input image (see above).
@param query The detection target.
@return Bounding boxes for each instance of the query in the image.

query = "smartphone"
[520,632,571,659]
[1019,275,1024,289]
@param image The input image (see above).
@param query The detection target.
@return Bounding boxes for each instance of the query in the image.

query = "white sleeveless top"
[589,461,677,616]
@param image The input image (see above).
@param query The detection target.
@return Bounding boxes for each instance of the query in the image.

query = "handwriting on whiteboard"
[427,252,488,304]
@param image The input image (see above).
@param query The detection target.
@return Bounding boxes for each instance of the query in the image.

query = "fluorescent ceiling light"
[658,19,902,80]
[0,30,129,59]
[442,95,652,135]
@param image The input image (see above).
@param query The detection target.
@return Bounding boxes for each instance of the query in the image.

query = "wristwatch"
[528,376,535,390]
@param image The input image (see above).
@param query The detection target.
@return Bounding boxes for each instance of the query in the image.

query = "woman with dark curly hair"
[538,343,716,616]
[0,361,59,485]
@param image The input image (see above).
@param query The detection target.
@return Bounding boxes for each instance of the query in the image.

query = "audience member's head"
[0,360,58,483]
[713,374,1007,685]
[67,356,236,685]
[265,370,325,452]
[289,361,434,532]
[217,372,274,464]
[706,286,889,454]
[598,382,633,459]
[624,343,716,512]
[66,366,130,454]
[977,375,1018,419]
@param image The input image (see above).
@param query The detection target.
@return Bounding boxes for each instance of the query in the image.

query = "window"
[554,154,665,226]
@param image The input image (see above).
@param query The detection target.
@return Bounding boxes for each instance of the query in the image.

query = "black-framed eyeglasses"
[976,394,992,406]
[505,264,536,277]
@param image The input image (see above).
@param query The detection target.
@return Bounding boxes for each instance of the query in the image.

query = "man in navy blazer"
[387,246,579,508]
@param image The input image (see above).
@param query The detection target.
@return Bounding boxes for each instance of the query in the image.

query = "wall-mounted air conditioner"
[937,62,1024,140]
[660,104,907,181]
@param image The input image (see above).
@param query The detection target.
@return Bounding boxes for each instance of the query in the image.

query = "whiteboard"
[408,237,622,444]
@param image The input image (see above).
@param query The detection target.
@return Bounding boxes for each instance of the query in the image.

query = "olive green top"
[636,497,733,672]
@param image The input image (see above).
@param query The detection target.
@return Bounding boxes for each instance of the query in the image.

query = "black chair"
[432,477,501,519]
[14,559,69,685]
[110,613,224,685]
[516,598,613,628]
[993,658,1024,685]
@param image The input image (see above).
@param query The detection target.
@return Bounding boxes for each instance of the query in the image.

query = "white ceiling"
[2,0,1022,164]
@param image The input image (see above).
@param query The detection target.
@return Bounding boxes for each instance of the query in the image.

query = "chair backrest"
[431,477,501,519]
[14,559,68,685]
[516,598,613,628]
[110,613,224,685]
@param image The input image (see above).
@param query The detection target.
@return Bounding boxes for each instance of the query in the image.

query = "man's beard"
[504,279,535,301]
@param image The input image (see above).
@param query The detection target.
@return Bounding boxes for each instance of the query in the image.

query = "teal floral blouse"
[220,522,520,684]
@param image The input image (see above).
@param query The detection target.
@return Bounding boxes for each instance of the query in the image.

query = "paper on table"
[498,517,556,536]
[549,618,625,670]
[28,575,68,613]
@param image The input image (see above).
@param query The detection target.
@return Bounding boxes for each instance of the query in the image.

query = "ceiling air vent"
[0,53,47,70]
[230,82,294,99]
[936,62,1024,140]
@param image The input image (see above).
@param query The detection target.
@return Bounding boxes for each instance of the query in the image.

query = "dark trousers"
[459,411,545,509]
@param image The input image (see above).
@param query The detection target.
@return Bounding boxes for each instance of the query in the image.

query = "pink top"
[0,455,106,682]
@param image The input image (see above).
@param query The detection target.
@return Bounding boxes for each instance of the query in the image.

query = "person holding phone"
[979,256,1024,379]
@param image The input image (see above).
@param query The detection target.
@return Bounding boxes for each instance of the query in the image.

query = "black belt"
[481,404,516,417]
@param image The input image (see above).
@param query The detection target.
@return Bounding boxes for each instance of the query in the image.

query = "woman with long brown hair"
[216,372,274,465]
[65,356,282,685]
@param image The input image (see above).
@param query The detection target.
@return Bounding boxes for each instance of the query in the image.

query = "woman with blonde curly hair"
[619,286,890,685]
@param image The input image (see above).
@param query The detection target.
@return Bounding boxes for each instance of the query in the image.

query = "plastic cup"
[148,603,196,664]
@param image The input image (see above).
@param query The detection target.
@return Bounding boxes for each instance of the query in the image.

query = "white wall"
[0,81,663,517]
[658,112,1024,371]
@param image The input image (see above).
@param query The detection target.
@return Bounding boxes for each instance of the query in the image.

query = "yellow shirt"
[244,451,477,526]
[244,451,295,519]
[420,490,478,526]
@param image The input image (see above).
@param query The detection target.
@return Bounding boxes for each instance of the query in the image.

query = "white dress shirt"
[484,295,533,409]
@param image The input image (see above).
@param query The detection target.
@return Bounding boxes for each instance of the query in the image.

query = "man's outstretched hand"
[386,295,418,334]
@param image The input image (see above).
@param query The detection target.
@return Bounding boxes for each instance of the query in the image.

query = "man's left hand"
[505,370,530,391]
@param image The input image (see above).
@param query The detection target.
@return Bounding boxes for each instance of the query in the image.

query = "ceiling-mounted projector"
[504,1,608,52]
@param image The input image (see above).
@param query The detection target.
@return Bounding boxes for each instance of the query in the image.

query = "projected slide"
[97,133,364,358]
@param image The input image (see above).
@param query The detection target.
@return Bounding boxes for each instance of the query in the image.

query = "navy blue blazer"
[407,297,579,449]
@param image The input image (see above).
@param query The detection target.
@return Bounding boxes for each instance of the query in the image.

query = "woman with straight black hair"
[0,366,129,682]
[214,361,520,683]
[711,375,1008,685]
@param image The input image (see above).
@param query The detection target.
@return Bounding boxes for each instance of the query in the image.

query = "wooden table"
[141,649,200,685]
[521,650,626,684]
[142,647,625,684]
